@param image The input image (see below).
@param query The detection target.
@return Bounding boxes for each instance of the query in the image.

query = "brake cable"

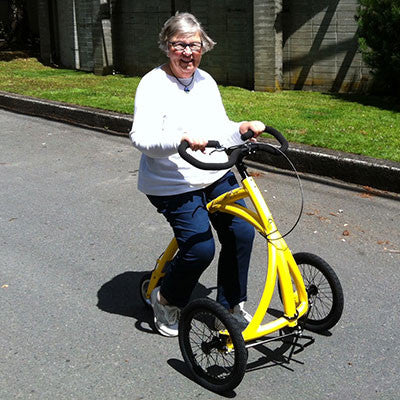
[250,143,304,241]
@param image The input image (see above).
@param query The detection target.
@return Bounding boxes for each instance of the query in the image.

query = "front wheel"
[178,298,248,393]
[294,252,344,332]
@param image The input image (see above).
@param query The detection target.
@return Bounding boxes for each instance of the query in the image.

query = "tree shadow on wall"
[282,0,366,93]
[282,0,341,44]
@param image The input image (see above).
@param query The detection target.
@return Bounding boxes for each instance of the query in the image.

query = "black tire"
[291,252,344,332]
[139,272,152,308]
[179,298,248,393]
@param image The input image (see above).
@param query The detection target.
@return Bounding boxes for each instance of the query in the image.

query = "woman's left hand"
[239,121,265,139]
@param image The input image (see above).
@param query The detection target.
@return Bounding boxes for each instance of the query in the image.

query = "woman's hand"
[239,121,265,140]
[181,134,208,153]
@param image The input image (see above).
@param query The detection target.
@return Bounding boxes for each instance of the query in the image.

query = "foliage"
[356,0,400,95]
[0,0,37,51]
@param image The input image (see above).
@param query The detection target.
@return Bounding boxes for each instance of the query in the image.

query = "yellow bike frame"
[145,175,308,344]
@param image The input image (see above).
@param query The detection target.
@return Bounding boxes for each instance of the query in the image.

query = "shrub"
[356,0,400,95]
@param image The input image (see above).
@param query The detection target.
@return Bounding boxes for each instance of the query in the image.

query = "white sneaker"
[233,302,252,325]
[215,301,252,331]
[150,287,180,337]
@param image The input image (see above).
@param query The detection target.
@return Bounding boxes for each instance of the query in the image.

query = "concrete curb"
[0,91,132,134]
[248,143,400,194]
[1,90,399,194]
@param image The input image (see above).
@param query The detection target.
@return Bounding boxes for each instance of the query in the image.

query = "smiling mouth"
[179,59,194,70]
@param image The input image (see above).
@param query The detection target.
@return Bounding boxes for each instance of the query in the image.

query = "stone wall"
[253,0,281,91]
[188,0,253,88]
[111,0,170,77]
[55,1,75,68]
[111,0,253,88]
[282,0,369,92]
[74,0,94,71]
[37,0,370,92]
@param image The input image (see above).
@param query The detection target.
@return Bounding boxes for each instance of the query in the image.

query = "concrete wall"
[189,0,253,88]
[26,0,40,36]
[282,0,370,92]
[74,0,94,71]
[55,1,75,68]
[253,0,281,91]
[111,0,253,88]
[111,0,170,77]
[37,0,370,92]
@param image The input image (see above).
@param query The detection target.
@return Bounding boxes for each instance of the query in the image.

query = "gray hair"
[159,12,216,54]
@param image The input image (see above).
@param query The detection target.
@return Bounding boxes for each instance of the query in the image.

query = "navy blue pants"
[147,171,255,309]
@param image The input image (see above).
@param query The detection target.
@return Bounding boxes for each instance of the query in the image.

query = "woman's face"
[167,32,203,78]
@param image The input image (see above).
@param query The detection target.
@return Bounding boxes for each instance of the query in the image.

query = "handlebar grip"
[263,126,289,155]
[206,140,221,148]
[240,127,288,154]
[241,130,255,141]
[178,140,237,171]
[178,140,221,151]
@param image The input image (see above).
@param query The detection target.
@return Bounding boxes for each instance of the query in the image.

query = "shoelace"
[163,305,180,325]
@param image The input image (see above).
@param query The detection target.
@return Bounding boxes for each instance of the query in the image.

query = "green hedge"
[357,0,400,95]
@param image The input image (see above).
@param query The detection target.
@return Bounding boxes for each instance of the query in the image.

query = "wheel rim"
[187,310,236,383]
[141,278,151,306]
[299,263,334,323]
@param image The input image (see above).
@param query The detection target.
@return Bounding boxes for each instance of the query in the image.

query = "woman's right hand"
[181,135,208,153]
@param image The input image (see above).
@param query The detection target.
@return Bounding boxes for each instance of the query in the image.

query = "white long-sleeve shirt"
[130,66,244,196]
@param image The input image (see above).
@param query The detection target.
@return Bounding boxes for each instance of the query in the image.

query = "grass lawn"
[1,52,399,163]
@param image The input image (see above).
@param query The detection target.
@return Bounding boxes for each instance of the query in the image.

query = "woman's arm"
[130,73,182,158]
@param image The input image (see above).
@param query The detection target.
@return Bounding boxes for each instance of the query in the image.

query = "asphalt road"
[1,109,399,399]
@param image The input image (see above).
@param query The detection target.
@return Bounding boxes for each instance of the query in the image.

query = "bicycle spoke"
[297,262,336,322]
[186,310,237,380]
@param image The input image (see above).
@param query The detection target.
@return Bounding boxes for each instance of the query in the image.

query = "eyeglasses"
[169,41,203,53]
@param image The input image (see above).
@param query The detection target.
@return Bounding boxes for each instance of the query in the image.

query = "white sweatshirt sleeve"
[129,70,182,158]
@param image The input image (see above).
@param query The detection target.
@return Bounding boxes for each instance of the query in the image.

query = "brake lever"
[210,146,227,155]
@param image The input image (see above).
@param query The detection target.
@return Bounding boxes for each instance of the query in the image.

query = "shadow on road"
[245,332,315,374]
[167,327,315,396]
[96,270,216,334]
[167,358,237,398]
[96,271,154,333]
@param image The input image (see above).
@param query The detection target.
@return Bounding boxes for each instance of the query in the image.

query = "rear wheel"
[179,298,248,393]
[139,272,152,308]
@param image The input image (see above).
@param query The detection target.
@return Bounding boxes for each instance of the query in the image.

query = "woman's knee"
[185,238,215,268]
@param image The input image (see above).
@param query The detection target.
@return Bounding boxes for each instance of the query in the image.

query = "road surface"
[1,109,399,399]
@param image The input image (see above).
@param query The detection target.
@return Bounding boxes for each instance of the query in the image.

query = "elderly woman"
[130,12,265,337]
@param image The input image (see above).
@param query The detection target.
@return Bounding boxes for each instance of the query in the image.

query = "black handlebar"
[177,126,289,171]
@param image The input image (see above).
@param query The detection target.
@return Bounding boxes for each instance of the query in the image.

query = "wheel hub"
[201,336,227,354]
[307,284,319,297]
